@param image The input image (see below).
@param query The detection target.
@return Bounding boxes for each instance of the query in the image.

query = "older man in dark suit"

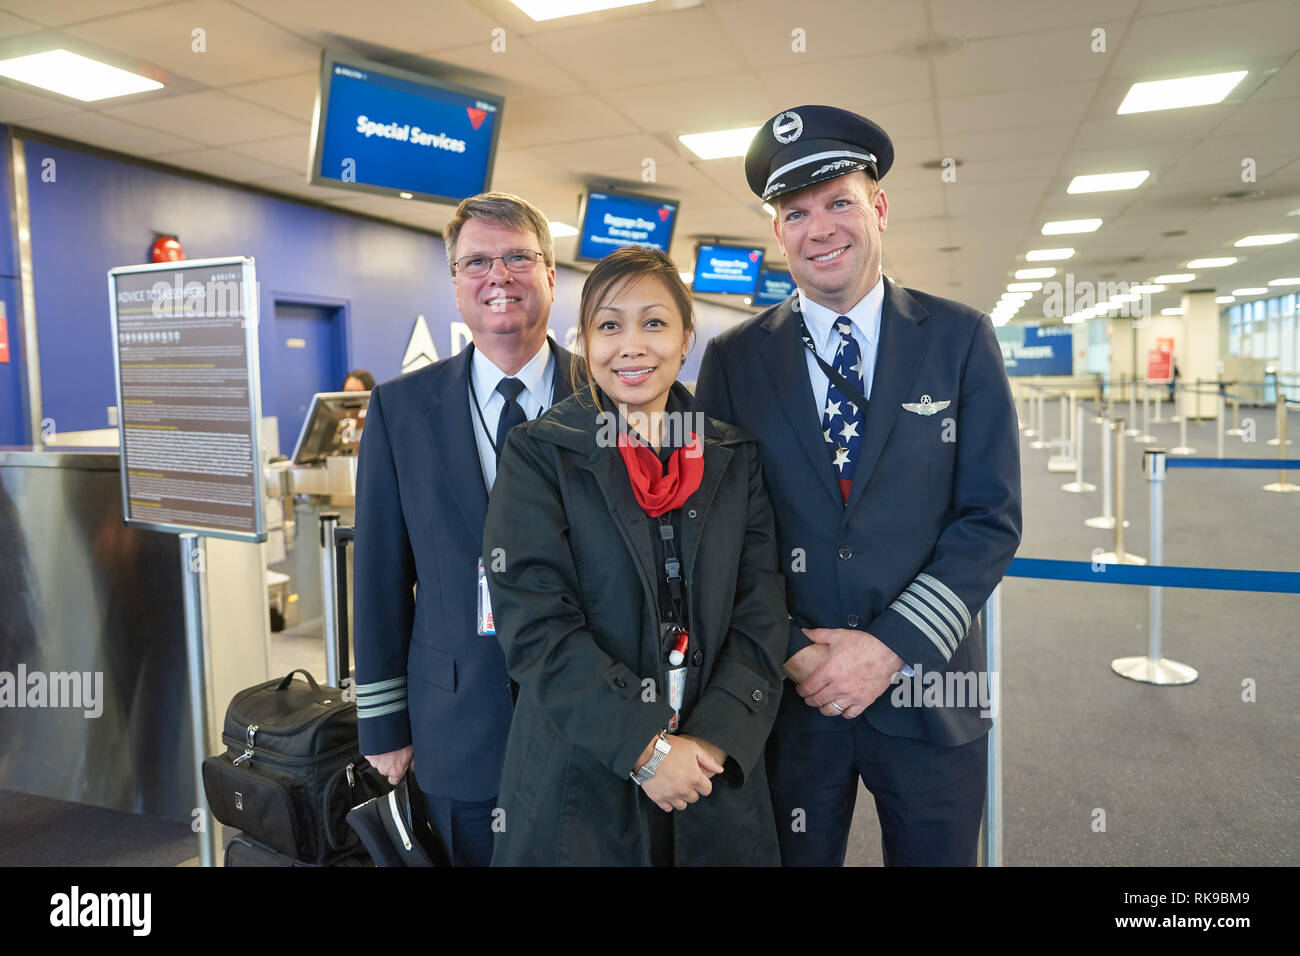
[695,106,1022,866]
[353,192,574,867]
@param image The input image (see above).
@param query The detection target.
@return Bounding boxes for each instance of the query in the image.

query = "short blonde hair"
[443,192,554,274]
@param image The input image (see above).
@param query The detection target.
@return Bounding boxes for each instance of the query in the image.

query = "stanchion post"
[1100,418,1145,564]
[1085,416,1120,528]
[1226,395,1242,436]
[1126,375,1139,436]
[1135,379,1155,443]
[1194,377,1202,423]
[1171,385,1196,455]
[1030,388,1049,449]
[1266,388,1294,448]
[1062,401,1096,493]
[320,512,341,687]
[1110,450,1197,685]
[1217,389,1225,459]
[181,533,217,868]
[979,584,1002,868]
[1263,391,1299,492]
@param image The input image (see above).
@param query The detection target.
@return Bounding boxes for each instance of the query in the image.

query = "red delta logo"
[748,251,760,262]
[657,207,671,221]
[466,107,487,130]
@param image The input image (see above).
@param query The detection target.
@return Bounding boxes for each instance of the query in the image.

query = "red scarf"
[617,431,705,517]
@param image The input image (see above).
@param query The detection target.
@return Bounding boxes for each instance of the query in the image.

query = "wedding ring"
[830,700,844,713]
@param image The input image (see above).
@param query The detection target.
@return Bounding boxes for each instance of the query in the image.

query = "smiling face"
[585,272,691,420]
[451,217,556,346]
[772,170,888,314]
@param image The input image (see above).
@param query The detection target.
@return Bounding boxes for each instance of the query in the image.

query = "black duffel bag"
[202,669,386,864]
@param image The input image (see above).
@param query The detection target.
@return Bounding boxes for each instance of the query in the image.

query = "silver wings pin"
[901,394,951,416]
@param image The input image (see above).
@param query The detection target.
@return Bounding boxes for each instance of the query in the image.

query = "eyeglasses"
[454,249,546,277]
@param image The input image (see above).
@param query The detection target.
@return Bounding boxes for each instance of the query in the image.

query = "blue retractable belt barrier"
[1164,457,1300,469]
[1007,557,1300,594]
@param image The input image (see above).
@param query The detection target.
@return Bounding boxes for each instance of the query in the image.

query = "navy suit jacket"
[695,281,1021,746]
[352,338,574,800]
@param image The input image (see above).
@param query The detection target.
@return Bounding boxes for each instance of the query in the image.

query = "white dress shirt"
[469,339,556,490]
[798,275,886,415]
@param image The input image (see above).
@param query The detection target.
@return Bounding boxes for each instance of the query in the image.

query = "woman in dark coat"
[483,246,787,866]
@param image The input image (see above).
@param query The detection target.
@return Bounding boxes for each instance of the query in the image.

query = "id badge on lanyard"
[477,556,495,636]
[662,624,689,733]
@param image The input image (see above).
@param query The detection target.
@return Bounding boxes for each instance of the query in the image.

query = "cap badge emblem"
[773,111,803,144]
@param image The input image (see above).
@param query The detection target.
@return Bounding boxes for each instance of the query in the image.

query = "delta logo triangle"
[402,314,439,373]
[657,207,671,222]
[748,251,760,262]
[466,107,487,130]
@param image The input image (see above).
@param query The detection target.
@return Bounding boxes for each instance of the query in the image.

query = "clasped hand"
[785,627,904,720]
[634,734,726,813]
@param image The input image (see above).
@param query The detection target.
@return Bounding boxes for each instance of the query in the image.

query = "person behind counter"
[342,369,375,392]
[482,246,787,866]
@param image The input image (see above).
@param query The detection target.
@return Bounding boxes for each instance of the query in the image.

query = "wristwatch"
[630,730,671,786]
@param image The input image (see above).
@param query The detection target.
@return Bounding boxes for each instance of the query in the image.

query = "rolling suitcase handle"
[334,525,355,683]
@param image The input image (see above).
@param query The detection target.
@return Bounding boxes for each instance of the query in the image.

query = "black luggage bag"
[202,668,385,865]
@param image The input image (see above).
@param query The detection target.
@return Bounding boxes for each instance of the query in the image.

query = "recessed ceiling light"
[1234,233,1297,247]
[678,272,693,284]
[399,192,414,199]
[1112,292,1141,303]
[1025,248,1074,261]
[1015,267,1056,279]
[1268,277,1300,286]
[1067,171,1149,194]
[1231,287,1267,296]
[1153,273,1195,283]
[678,126,761,160]
[761,203,775,218]
[508,0,653,21]
[547,221,579,237]
[1186,257,1238,268]
[0,48,163,102]
[1041,218,1102,235]
[1216,295,1236,303]
[990,315,1010,327]
[1160,307,1185,315]
[1130,284,1165,294]
[1006,282,1042,292]
[1117,70,1247,115]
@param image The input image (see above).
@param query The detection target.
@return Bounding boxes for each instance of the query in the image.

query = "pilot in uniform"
[694,105,1022,866]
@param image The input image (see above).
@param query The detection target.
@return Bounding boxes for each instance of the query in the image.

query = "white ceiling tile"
[598,71,772,136]
[939,82,1094,134]
[530,133,682,176]
[420,37,582,98]
[1110,0,1299,76]
[252,0,499,54]
[227,133,313,173]
[63,0,321,87]
[939,124,1077,163]
[929,0,1139,38]
[0,0,165,27]
[496,92,637,147]
[759,52,933,107]
[224,73,320,123]
[717,0,930,66]
[0,9,43,37]
[102,90,309,146]
[933,22,1124,97]
[0,80,84,120]
[528,8,746,88]
[491,145,571,181]
[153,146,290,182]
[20,110,205,156]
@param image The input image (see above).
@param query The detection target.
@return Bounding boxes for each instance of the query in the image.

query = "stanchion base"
[1022,428,1038,438]
[1091,416,1105,424]
[1061,481,1097,493]
[1084,515,1128,529]
[1096,551,1147,565]
[1169,416,1183,424]
[1123,428,1140,436]
[1029,440,1049,449]
[1110,656,1198,686]
[1133,433,1157,444]
[1047,457,1076,472]
[1224,428,1243,437]
[1262,481,1300,492]
[1149,416,1170,424]
[1265,438,1294,446]
[1169,446,1197,455]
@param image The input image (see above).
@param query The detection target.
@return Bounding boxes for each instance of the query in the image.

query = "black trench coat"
[483,384,787,866]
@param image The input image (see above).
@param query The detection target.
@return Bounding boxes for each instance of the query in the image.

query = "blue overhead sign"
[998,324,1073,376]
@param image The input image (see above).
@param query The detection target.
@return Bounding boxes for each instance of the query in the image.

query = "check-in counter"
[0,447,270,824]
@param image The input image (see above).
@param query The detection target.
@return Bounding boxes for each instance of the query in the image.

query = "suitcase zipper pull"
[346,762,355,788]
[233,723,258,766]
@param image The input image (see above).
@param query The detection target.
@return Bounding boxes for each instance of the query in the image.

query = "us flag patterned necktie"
[820,318,865,502]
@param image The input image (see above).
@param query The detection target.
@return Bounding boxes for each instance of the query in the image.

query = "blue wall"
[7,134,749,444]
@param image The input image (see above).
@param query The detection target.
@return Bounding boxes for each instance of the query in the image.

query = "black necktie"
[495,378,527,458]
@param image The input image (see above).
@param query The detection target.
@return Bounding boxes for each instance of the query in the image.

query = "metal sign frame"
[107,255,266,543]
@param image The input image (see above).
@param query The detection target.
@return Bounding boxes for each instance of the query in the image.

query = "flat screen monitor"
[753,268,795,306]
[576,190,680,261]
[692,243,764,295]
[308,51,504,204]
[291,392,371,466]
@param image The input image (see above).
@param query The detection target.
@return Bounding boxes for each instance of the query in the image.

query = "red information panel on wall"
[1147,348,1172,383]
